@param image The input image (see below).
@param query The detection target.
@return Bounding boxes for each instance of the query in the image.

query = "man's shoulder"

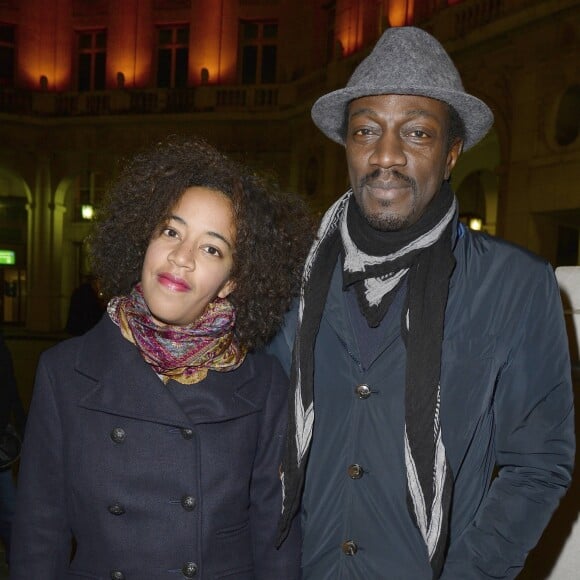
[457,227,550,278]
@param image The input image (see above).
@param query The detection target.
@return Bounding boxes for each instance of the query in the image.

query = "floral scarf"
[107,284,246,384]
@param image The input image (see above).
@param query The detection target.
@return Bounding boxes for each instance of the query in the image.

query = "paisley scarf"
[108,284,246,384]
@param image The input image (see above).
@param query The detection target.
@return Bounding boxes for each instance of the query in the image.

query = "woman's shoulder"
[240,349,288,381]
[40,316,119,370]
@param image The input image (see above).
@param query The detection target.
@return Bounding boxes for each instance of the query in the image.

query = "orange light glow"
[388,0,414,27]
[17,0,73,90]
[190,0,237,84]
[335,0,364,57]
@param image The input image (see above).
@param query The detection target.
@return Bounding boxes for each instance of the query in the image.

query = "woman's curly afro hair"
[90,135,314,350]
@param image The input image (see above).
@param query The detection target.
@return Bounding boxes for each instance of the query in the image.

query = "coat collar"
[75,316,259,426]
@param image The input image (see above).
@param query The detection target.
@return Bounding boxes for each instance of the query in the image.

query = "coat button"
[182,561,198,577]
[347,464,364,479]
[110,427,126,443]
[110,571,125,580]
[181,428,194,440]
[181,495,197,511]
[108,502,126,516]
[355,384,371,399]
[342,540,358,556]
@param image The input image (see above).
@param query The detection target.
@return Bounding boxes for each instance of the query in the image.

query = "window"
[77,30,106,91]
[240,21,278,84]
[157,25,189,88]
[0,24,15,88]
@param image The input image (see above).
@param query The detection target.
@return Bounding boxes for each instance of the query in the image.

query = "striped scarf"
[108,284,246,384]
[277,182,457,578]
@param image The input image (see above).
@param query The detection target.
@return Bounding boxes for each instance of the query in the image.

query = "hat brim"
[311,85,493,151]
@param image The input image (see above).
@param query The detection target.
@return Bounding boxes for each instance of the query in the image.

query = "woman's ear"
[217,278,236,299]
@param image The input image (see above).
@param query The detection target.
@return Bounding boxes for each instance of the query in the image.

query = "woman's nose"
[168,244,194,269]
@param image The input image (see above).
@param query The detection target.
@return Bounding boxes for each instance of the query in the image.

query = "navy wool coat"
[10,316,301,579]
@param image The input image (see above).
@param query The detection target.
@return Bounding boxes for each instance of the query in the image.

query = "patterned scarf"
[108,284,246,384]
[277,182,457,578]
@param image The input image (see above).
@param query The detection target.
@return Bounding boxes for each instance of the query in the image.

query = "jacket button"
[182,561,198,577]
[181,428,194,440]
[181,495,197,511]
[347,464,364,479]
[108,502,126,516]
[110,571,125,580]
[110,427,126,443]
[355,384,371,399]
[342,540,358,556]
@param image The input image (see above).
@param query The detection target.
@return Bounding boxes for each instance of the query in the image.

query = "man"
[270,27,574,579]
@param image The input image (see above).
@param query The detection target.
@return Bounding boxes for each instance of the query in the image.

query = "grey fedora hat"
[311,26,493,151]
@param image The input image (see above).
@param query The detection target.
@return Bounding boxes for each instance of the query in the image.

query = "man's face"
[345,94,462,231]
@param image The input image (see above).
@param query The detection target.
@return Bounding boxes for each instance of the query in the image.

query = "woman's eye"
[204,246,222,257]
[161,227,179,238]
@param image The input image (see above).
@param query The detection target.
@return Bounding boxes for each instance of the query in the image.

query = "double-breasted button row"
[108,502,126,516]
[182,561,198,577]
[181,495,196,511]
[110,427,126,443]
[181,427,194,439]
[111,565,197,579]
[355,384,371,399]
[342,540,358,556]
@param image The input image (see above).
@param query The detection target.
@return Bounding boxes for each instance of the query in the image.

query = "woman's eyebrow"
[168,214,233,249]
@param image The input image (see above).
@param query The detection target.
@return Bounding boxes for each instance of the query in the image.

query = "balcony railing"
[0,78,320,118]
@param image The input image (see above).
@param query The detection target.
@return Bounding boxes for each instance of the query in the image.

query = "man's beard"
[355,169,418,232]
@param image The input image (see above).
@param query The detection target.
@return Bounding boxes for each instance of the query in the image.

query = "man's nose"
[369,133,406,169]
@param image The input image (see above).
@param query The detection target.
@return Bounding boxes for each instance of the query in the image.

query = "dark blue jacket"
[11,316,301,579]
[270,226,574,579]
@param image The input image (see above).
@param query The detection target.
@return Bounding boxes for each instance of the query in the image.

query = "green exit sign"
[0,250,15,265]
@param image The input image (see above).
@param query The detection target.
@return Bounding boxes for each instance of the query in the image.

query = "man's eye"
[409,130,429,138]
[353,128,373,136]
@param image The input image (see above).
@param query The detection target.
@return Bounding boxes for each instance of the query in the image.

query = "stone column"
[26,153,54,331]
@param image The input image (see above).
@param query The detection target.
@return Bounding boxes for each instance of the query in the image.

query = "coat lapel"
[75,317,259,427]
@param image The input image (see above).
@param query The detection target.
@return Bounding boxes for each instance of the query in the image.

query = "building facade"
[0,0,579,332]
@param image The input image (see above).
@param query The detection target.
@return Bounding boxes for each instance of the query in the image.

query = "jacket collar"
[75,316,259,426]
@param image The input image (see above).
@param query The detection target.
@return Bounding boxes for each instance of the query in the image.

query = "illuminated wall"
[107,0,154,88]
[190,0,238,85]
[335,0,365,56]
[386,0,415,27]
[16,0,73,90]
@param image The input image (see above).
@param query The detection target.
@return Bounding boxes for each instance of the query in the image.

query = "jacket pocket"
[215,566,254,579]
[215,519,250,538]
[213,520,254,578]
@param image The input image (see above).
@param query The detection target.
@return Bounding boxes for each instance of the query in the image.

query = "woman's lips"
[157,272,191,292]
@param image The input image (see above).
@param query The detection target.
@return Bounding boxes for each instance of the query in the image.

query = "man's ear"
[444,138,463,180]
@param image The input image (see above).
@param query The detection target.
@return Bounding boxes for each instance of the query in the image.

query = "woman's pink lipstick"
[157,272,191,292]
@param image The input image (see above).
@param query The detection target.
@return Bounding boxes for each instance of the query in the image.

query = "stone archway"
[453,128,501,235]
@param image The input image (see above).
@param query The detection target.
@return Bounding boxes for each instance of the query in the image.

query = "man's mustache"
[359,169,416,190]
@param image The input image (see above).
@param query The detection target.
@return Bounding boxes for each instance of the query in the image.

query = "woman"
[10,136,312,579]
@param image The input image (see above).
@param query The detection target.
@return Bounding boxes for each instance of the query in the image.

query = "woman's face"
[141,186,236,327]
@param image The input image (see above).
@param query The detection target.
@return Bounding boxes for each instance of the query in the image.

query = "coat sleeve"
[10,354,73,578]
[250,357,301,580]
[441,264,575,579]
